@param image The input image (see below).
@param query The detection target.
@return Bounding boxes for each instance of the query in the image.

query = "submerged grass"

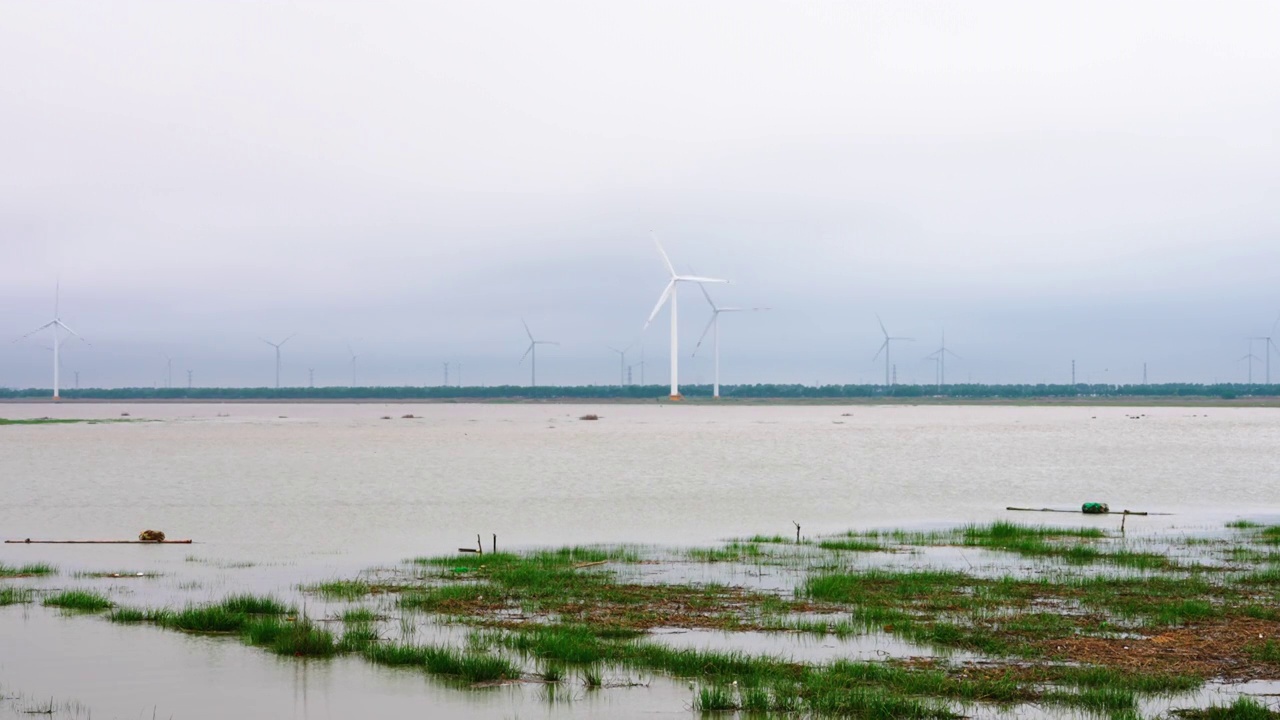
[0,587,33,605]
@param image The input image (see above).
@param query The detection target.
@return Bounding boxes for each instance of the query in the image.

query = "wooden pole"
[477,534,483,555]
[793,521,801,544]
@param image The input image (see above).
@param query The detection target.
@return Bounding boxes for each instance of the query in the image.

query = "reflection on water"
[1,403,1278,717]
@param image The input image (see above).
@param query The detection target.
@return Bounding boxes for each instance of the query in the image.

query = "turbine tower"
[1251,313,1280,384]
[259,334,295,389]
[346,342,359,386]
[15,283,87,399]
[924,331,961,389]
[872,315,913,387]
[519,320,558,387]
[643,234,728,400]
[692,283,768,399]
[606,344,631,386]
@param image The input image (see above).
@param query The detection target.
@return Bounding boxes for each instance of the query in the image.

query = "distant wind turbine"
[1240,347,1261,384]
[872,315,913,387]
[15,283,87,399]
[606,344,632,386]
[1250,313,1280,384]
[519,320,558,387]
[691,283,768,399]
[924,331,961,389]
[346,342,359,386]
[643,234,728,400]
[259,334,295,389]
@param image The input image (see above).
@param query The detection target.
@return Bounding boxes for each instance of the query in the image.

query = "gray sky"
[3,1,1279,389]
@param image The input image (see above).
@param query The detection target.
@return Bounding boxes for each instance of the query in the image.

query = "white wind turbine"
[692,283,768,399]
[643,235,728,400]
[606,343,632,386]
[15,283,87,399]
[259,334,295,389]
[924,330,961,389]
[872,315,913,387]
[346,342,359,386]
[519,320,558,387]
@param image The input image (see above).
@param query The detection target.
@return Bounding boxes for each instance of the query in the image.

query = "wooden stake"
[793,521,801,544]
[477,534,483,556]
[492,534,497,555]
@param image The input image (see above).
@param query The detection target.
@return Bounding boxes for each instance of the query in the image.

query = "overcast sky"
[2,1,1278,389]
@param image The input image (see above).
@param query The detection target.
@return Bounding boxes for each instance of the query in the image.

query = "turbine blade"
[56,320,86,343]
[280,333,296,347]
[676,275,728,284]
[519,343,533,363]
[872,339,888,361]
[696,281,718,310]
[521,319,534,342]
[14,321,57,342]
[692,314,716,357]
[875,314,888,339]
[652,232,676,276]
[644,280,676,328]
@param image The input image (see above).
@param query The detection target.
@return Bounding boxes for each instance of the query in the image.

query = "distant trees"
[1,382,1277,401]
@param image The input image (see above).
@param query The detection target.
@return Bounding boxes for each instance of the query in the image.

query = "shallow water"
[2,402,1279,717]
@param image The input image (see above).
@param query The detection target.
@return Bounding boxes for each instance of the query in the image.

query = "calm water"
[1,403,1277,718]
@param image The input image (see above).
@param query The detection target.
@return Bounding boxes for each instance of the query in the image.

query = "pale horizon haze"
[2,2,1278,389]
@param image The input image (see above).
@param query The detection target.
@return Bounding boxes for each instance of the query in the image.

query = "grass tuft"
[43,589,112,611]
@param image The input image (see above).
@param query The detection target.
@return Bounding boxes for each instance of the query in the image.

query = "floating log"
[573,560,609,569]
[5,539,193,544]
[1005,506,1163,516]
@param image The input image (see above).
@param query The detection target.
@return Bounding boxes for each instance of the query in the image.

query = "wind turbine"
[161,353,179,389]
[924,331,961,389]
[872,315,913,387]
[692,283,768,399]
[643,234,728,400]
[606,344,632,386]
[346,342,359,386]
[15,283,87,399]
[1250,313,1280,384]
[519,320,558,387]
[259,334,295,389]
[1239,345,1261,384]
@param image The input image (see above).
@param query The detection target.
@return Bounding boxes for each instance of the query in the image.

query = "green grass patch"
[1172,696,1280,719]
[108,607,148,623]
[341,607,379,623]
[218,594,293,615]
[43,589,112,611]
[305,579,373,599]
[1227,520,1263,529]
[161,605,250,633]
[363,642,518,682]
[686,542,765,562]
[0,562,56,577]
[0,587,33,605]
[819,538,886,552]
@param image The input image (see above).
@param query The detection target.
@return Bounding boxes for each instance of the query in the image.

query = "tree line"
[1,383,1276,400]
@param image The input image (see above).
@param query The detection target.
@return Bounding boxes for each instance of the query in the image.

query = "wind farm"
[5,255,1280,403]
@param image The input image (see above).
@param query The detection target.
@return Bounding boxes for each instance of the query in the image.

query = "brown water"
[1,403,1277,718]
